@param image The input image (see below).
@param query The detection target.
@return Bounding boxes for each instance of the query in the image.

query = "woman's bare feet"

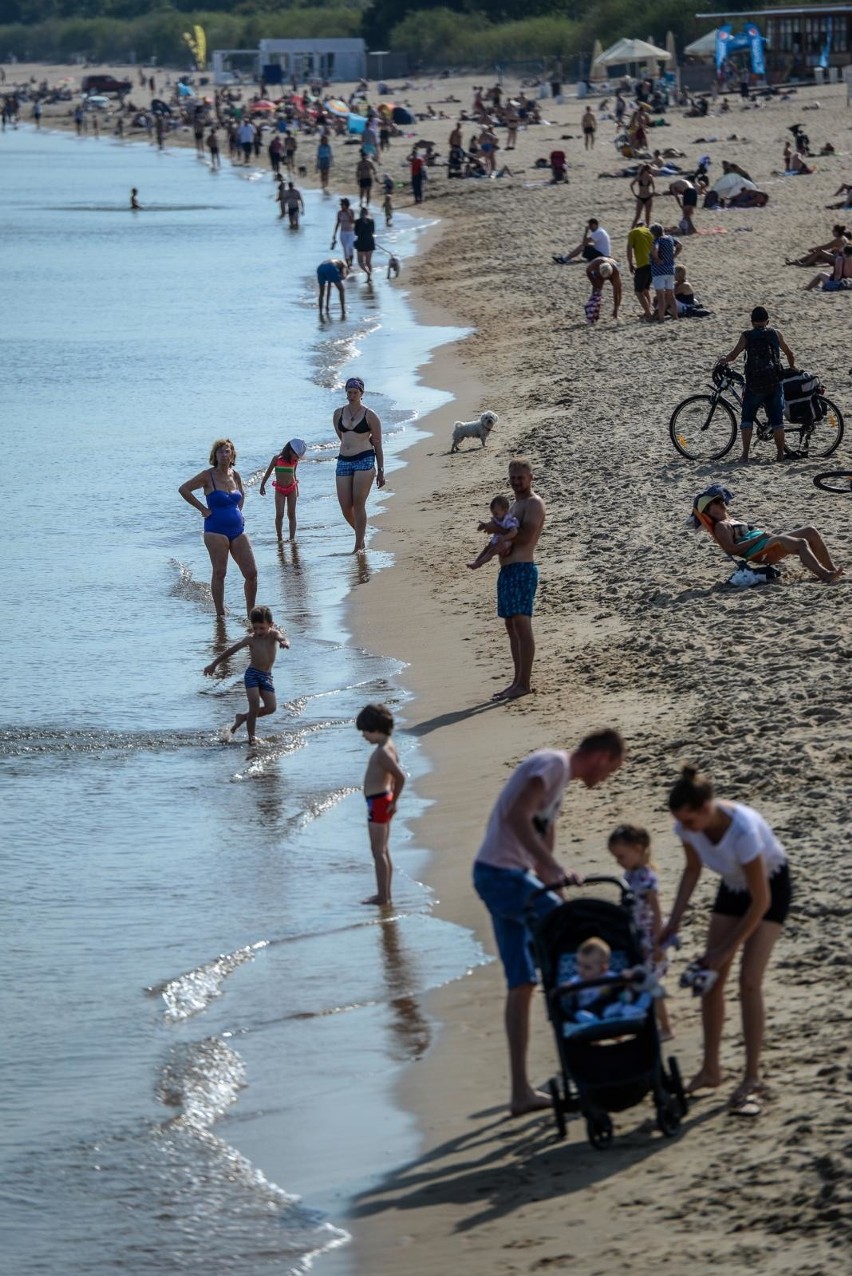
[510,1088,553,1117]
[361,893,391,905]
[685,1068,724,1094]
[824,566,845,583]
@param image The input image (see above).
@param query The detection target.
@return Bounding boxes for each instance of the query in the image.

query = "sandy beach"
[10,61,852,1273]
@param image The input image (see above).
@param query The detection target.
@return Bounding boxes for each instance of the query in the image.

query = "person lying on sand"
[785,225,849,267]
[804,243,852,292]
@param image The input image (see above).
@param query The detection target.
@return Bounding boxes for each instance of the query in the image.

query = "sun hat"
[689,484,733,528]
[289,438,307,457]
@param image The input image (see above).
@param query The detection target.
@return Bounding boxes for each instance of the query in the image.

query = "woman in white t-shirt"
[660,767,792,1115]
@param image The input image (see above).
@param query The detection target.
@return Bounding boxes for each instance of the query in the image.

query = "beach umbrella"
[666,30,677,67]
[591,40,603,77]
[684,30,719,60]
[251,100,276,112]
[594,37,672,67]
[324,98,350,118]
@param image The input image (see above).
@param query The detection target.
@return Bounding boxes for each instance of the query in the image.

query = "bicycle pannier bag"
[744,328,782,394]
[781,368,820,423]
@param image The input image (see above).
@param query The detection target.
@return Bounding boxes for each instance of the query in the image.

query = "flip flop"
[729,1096,762,1118]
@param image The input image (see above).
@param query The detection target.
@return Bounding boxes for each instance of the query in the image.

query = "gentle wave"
[149,943,270,1024]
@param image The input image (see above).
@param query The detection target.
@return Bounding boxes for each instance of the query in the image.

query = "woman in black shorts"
[659,766,792,1114]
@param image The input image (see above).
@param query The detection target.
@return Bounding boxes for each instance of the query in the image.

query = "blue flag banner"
[819,17,833,69]
[745,23,765,76]
[715,25,733,72]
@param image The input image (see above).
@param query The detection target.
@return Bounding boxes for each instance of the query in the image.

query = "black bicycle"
[813,470,852,493]
[669,364,845,462]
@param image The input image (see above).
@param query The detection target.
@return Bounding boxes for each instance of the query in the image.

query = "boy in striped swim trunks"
[494,459,546,701]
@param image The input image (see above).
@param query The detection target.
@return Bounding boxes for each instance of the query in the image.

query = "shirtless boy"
[203,606,290,744]
[356,703,406,905]
[494,459,546,700]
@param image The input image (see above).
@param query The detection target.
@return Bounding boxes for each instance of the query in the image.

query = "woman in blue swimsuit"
[333,376,385,553]
[179,439,258,617]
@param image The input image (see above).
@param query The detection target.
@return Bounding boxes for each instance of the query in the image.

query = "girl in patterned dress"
[608,824,673,1040]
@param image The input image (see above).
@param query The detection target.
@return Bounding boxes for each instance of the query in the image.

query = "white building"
[258,38,367,84]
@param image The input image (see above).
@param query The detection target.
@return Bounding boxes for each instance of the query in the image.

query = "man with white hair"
[585,255,622,320]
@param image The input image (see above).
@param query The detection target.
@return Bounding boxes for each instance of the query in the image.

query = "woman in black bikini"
[333,377,385,553]
[630,164,655,229]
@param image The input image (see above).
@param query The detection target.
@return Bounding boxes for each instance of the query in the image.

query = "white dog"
[450,410,498,452]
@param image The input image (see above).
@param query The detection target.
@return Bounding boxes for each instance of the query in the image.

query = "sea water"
[0,126,487,1274]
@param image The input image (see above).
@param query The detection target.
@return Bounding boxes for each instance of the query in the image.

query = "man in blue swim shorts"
[472,730,625,1115]
[494,458,546,701]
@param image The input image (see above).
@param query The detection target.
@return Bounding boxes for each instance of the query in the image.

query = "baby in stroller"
[530,877,687,1145]
[564,937,652,1030]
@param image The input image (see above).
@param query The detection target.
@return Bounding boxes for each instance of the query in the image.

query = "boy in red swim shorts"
[356,703,405,905]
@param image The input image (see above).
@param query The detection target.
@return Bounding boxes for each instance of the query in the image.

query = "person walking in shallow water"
[333,376,385,552]
[473,730,625,1116]
[178,439,258,618]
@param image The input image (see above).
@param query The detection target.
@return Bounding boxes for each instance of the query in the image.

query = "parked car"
[81,75,132,96]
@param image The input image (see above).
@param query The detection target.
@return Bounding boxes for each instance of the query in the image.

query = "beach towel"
[696,227,728,235]
[584,291,602,324]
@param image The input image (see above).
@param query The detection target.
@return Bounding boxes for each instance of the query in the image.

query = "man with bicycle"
[720,306,795,462]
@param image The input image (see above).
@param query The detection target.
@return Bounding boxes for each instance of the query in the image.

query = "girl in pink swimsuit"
[260,437,307,541]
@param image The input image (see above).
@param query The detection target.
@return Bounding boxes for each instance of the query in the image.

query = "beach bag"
[743,328,782,394]
[781,368,820,423]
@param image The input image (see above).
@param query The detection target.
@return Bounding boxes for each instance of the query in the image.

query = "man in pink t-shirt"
[473,729,625,1117]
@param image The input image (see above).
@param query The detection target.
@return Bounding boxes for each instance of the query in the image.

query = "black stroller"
[529,876,688,1147]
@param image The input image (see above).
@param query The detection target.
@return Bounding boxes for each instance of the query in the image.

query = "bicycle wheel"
[669,395,737,461]
[809,397,845,458]
[813,470,852,494]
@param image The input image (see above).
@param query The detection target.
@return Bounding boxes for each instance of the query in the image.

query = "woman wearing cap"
[260,438,307,542]
[692,487,843,583]
[659,766,793,1115]
[333,377,385,553]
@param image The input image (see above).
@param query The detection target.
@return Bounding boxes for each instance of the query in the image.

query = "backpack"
[743,328,782,394]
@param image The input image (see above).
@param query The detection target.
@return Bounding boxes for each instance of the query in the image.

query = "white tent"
[594,37,672,68]
[684,29,718,60]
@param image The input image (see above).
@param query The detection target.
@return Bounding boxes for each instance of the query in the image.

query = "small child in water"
[383,175,394,227]
[259,437,307,541]
[607,824,673,1039]
[467,494,519,569]
[203,606,290,745]
[356,703,405,906]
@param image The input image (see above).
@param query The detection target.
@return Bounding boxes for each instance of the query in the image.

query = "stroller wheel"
[668,1056,689,1117]
[587,1114,613,1150]
[548,1078,567,1139]
[657,1096,682,1137]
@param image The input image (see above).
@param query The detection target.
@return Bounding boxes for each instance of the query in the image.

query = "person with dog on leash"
[493,458,545,701]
